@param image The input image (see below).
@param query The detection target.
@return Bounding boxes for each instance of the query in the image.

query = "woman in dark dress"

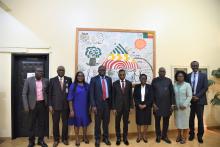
[67,71,91,146]
[133,74,153,143]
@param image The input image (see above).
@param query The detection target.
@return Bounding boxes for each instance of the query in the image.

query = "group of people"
[22,61,208,147]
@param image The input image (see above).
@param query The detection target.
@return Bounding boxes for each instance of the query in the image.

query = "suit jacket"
[49,76,72,110]
[187,72,208,105]
[151,77,175,116]
[22,76,49,111]
[133,84,153,110]
[89,75,112,108]
[112,80,133,111]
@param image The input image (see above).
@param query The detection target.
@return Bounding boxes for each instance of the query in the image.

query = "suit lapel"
[32,77,36,96]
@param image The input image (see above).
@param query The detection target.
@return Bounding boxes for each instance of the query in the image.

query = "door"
[11,54,49,139]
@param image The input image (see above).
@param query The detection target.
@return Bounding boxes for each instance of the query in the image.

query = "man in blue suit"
[90,65,112,147]
[187,61,208,143]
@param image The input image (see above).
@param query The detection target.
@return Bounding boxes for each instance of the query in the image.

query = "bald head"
[57,66,65,77]
[158,67,166,78]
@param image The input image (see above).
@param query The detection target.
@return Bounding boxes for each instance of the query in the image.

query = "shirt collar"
[58,76,64,80]
[193,71,199,75]
[100,75,105,79]
[120,79,125,82]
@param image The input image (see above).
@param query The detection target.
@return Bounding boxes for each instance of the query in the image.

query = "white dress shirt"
[120,80,126,88]
[141,85,146,102]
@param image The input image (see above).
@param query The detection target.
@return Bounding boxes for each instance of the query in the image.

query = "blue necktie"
[192,73,196,94]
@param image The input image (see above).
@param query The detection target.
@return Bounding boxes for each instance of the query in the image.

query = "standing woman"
[174,71,192,144]
[133,74,153,143]
[67,71,91,146]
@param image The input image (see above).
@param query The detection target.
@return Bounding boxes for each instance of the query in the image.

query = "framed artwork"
[199,67,208,75]
[171,66,188,82]
[75,28,156,83]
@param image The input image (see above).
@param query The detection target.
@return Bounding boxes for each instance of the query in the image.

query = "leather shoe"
[37,140,48,147]
[136,137,141,143]
[95,140,100,147]
[116,139,121,145]
[156,136,161,143]
[103,138,111,145]
[188,135,194,141]
[27,142,35,147]
[198,137,203,143]
[161,137,171,144]
[53,141,59,147]
[62,140,69,145]
[123,139,129,145]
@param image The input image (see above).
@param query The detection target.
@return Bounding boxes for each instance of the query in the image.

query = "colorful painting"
[75,28,156,83]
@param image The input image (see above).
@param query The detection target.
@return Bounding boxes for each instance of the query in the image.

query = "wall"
[0,0,220,137]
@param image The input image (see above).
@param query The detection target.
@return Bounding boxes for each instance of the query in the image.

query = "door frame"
[11,53,49,139]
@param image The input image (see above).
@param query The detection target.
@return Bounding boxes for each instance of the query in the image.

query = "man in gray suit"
[22,67,49,147]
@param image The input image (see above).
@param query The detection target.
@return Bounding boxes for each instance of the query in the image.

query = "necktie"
[60,78,64,90]
[102,78,107,100]
[192,73,196,94]
[121,80,125,93]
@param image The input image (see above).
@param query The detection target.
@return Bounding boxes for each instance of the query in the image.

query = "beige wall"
[0,0,220,137]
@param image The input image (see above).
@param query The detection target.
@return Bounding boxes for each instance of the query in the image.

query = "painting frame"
[199,66,209,77]
[75,28,156,83]
[171,66,188,82]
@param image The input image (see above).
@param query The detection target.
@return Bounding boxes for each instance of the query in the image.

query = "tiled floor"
[1,129,220,147]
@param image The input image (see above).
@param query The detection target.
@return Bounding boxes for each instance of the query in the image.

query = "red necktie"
[102,78,107,100]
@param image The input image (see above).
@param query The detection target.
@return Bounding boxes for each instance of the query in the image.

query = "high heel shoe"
[83,136,89,144]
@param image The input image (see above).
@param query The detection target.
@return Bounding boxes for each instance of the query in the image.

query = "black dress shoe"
[95,140,100,147]
[198,137,203,143]
[136,137,141,143]
[123,140,129,145]
[37,141,48,147]
[62,140,69,145]
[161,137,172,144]
[143,138,148,143]
[188,135,195,141]
[53,141,59,147]
[156,136,161,143]
[103,138,111,145]
[28,142,35,147]
[116,139,121,145]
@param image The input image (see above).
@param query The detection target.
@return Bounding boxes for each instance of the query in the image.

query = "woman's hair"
[139,73,147,79]
[175,70,187,81]
[73,71,87,92]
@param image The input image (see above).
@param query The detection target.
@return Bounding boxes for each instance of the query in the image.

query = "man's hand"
[112,109,117,115]
[49,106,54,114]
[153,104,159,112]
[69,110,74,117]
[170,105,176,112]
[92,106,97,114]
[192,96,199,101]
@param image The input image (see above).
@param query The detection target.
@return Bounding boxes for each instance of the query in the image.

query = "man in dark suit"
[90,65,112,147]
[112,69,133,146]
[187,61,208,143]
[49,66,72,147]
[152,67,175,144]
[22,67,49,147]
